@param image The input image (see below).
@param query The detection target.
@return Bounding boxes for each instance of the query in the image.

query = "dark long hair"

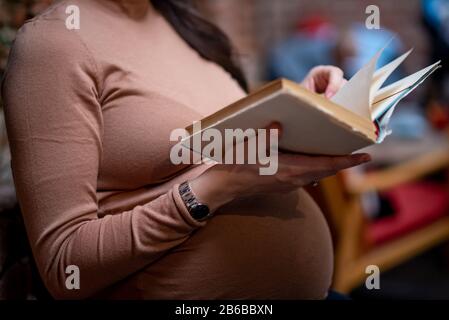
[151,0,248,92]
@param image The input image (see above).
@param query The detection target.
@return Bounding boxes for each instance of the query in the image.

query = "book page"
[371,91,404,121]
[331,45,385,119]
[371,60,441,119]
[370,49,413,109]
[374,60,441,102]
[375,102,397,143]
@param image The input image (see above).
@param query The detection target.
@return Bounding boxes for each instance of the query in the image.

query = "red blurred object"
[427,101,449,130]
[296,15,336,40]
[366,182,449,246]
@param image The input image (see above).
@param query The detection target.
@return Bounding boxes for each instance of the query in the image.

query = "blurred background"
[1,0,449,300]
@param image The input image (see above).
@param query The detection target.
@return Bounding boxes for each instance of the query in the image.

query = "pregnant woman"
[2,0,369,299]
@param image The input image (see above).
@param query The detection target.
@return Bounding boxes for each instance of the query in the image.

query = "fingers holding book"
[300,65,348,98]
[188,121,371,213]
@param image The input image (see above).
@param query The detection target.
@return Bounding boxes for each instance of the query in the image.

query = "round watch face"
[190,204,210,221]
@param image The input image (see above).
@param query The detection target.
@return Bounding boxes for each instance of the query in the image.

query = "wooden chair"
[313,134,449,293]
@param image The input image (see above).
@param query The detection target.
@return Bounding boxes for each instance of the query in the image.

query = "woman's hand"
[191,152,370,213]
[301,65,347,99]
[189,123,370,213]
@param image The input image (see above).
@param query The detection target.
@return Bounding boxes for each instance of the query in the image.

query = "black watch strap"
[179,181,211,221]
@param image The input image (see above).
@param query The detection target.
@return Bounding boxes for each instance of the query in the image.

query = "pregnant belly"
[105,188,333,299]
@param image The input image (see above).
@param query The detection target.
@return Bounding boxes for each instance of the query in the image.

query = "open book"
[182,45,441,157]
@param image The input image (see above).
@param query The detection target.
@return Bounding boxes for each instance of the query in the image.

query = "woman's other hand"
[189,123,370,213]
[301,65,348,99]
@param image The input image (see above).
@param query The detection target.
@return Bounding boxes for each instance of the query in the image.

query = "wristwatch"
[179,181,211,221]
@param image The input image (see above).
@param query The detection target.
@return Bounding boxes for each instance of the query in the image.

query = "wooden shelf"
[318,135,449,293]
[345,148,449,194]
[333,216,449,293]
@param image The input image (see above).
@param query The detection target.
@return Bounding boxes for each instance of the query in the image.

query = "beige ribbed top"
[2,0,333,299]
